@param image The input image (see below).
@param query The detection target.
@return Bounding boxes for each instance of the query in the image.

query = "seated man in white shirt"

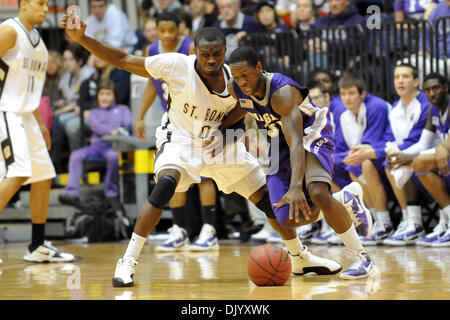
[85,0,138,52]
[360,64,431,246]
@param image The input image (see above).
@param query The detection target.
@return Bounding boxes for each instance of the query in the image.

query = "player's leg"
[191,178,219,251]
[384,166,409,233]
[156,191,190,252]
[306,153,374,279]
[24,178,75,263]
[113,168,181,287]
[21,112,72,263]
[248,184,342,276]
[361,159,392,235]
[0,177,28,211]
[384,177,425,246]
[413,154,450,247]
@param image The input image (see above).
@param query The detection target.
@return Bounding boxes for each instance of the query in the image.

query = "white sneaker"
[340,250,375,280]
[190,224,219,251]
[112,257,138,287]
[339,182,373,238]
[290,246,342,275]
[23,241,75,263]
[156,225,190,252]
[0,257,2,264]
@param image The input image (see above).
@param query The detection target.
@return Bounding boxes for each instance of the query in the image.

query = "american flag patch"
[432,116,440,127]
[239,98,254,109]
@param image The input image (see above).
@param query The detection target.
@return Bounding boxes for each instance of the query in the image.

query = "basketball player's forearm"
[219,106,247,133]
[289,142,305,189]
[77,35,148,78]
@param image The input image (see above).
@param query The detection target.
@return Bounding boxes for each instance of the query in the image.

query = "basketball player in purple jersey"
[223,46,375,279]
[389,73,450,246]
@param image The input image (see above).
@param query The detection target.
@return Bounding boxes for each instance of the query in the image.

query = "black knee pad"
[148,175,177,209]
[255,190,276,219]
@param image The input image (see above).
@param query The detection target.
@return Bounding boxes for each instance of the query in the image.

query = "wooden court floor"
[0,240,449,300]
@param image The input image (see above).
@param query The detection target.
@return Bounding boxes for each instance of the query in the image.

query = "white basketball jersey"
[0,18,48,113]
[145,53,237,140]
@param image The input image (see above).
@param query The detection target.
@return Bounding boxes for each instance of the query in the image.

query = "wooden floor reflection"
[0,240,449,300]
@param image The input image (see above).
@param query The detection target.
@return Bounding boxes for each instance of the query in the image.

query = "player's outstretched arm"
[272,86,311,222]
[0,25,17,59]
[61,14,150,78]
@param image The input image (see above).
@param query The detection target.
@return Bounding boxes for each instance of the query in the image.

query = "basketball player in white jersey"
[62,14,342,287]
[0,0,74,264]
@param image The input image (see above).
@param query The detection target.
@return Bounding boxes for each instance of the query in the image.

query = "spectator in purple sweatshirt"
[308,0,365,69]
[58,81,132,207]
[395,0,439,21]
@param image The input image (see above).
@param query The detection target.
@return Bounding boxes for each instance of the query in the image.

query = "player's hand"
[388,152,415,168]
[135,119,146,142]
[274,188,311,223]
[436,144,449,176]
[40,124,51,150]
[60,13,86,43]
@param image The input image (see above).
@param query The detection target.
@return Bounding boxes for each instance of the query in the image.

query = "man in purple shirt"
[395,0,439,21]
[58,81,132,206]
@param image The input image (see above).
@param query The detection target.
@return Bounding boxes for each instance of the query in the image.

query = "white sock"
[124,232,147,260]
[377,211,392,226]
[442,205,450,222]
[284,236,303,256]
[401,209,408,222]
[337,223,363,252]
[407,206,422,226]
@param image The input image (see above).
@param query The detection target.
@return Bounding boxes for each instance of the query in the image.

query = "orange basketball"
[247,244,292,286]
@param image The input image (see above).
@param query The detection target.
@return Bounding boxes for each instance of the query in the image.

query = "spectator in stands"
[293,0,318,31]
[417,0,450,82]
[361,64,430,246]
[214,0,264,60]
[79,55,131,114]
[309,81,331,109]
[308,0,365,69]
[85,0,138,52]
[153,0,183,15]
[189,0,218,34]
[394,0,439,21]
[43,51,65,118]
[134,17,159,56]
[176,9,194,38]
[275,0,298,27]
[388,73,450,247]
[254,1,290,33]
[54,46,94,154]
[58,81,132,207]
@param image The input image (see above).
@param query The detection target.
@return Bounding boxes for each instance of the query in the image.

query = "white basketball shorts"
[0,111,56,185]
[153,118,266,199]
